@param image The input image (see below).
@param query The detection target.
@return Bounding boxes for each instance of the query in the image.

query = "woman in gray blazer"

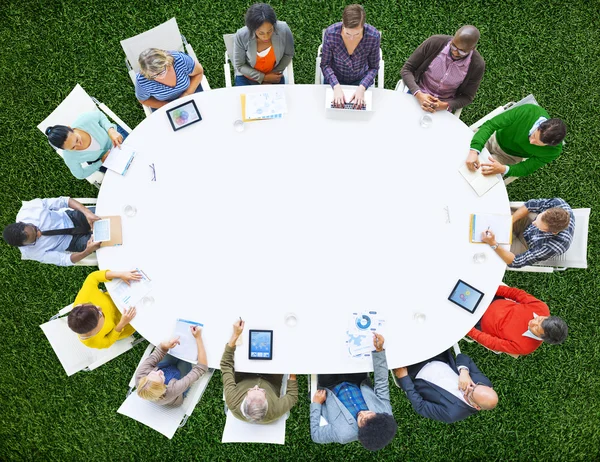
[233,3,295,86]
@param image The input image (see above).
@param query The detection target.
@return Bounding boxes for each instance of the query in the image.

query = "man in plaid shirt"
[482,198,575,268]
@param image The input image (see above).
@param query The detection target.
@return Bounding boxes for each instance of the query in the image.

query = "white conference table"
[96,84,508,374]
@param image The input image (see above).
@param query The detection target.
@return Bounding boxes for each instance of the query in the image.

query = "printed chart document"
[169,319,203,362]
[470,213,513,244]
[458,150,501,196]
[102,144,136,175]
[241,90,287,121]
[345,311,385,359]
[110,268,152,307]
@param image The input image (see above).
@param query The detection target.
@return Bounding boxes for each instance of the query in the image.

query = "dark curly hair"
[358,412,397,451]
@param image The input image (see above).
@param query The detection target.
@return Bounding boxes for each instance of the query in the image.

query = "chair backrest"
[120,18,185,72]
[118,346,214,439]
[223,33,235,63]
[222,374,289,444]
[40,304,134,376]
[37,84,98,138]
[535,208,590,269]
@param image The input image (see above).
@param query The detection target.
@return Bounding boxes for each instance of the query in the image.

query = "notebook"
[458,150,501,196]
[169,319,204,362]
[469,213,513,244]
[102,144,136,175]
[94,216,123,247]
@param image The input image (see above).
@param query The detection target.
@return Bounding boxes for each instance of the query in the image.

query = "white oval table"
[96,84,508,374]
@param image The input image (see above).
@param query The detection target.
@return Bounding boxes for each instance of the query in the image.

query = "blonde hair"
[138,48,174,79]
[137,375,167,401]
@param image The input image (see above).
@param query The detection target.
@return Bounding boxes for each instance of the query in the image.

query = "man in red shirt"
[467,285,568,356]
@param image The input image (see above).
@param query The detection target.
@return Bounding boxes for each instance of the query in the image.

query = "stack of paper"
[345,311,385,359]
[169,319,203,362]
[110,268,152,307]
[458,150,501,196]
[470,214,513,244]
[103,144,136,175]
[241,90,287,121]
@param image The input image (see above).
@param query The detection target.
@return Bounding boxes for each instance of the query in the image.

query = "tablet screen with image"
[166,100,202,131]
[248,330,273,360]
[448,280,484,313]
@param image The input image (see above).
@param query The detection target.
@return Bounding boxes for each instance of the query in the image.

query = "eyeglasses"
[464,382,485,406]
[450,42,470,57]
[149,163,156,181]
[25,224,39,246]
[149,66,168,80]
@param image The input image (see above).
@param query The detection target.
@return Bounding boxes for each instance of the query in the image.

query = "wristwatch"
[490,243,499,250]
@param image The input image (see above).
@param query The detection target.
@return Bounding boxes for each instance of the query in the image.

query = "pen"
[239,316,243,325]
[486,226,491,236]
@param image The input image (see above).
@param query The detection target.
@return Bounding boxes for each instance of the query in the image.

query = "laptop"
[325,87,374,120]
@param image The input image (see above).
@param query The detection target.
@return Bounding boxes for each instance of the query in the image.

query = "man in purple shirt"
[401,26,485,113]
[321,4,381,108]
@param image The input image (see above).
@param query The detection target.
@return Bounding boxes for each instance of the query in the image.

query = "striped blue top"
[135,51,195,102]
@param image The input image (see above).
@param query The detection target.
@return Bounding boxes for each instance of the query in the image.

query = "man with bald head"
[393,348,498,423]
[401,25,485,113]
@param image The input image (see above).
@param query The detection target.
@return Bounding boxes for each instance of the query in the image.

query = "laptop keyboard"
[330,102,367,110]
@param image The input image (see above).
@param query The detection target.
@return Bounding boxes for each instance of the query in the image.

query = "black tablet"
[166,100,202,131]
[248,330,273,360]
[448,279,484,314]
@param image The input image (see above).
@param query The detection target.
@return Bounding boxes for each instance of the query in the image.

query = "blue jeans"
[157,354,193,397]
[235,75,286,86]
[150,84,204,113]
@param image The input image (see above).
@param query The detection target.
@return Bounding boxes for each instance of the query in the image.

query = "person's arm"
[371,334,391,403]
[63,152,103,180]
[272,23,295,73]
[310,390,341,444]
[470,106,521,152]
[481,230,515,265]
[233,30,265,83]
[467,327,527,355]
[400,37,431,95]
[496,285,545,307]
[69,237,101,264]
[523,198,563,214]
[447,55,485,111]
[358,31,381,90]
[320,29,339,87]
[395,370,454,423]
[67,198,100,226]
[511,205,531,224]
[504,152,560,178]
[276,375,299,415]
[221,320,244,407]
[168,330,208,399]
[135,75,169,109]
[455,354,492,387]
[179,52,204,95]
[135,347,166,386]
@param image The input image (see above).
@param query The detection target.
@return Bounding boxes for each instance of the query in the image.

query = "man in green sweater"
[465,104,566,179]
[220,319,298,424]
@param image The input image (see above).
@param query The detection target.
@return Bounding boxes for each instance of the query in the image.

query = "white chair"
[507,201,591,273]
[222,33,295,88]
[394,79,463,119]
[37,84,133,189]
[40,303,142,377]
[120,18,211,118]
[222,374,289,444]
[314,29,385,88]
[117,344,214,439]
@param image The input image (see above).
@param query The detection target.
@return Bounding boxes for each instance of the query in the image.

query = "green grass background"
[1,0,599,460]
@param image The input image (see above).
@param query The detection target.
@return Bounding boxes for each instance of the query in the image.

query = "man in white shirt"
[3,197,101,266]
[393,349,498,423]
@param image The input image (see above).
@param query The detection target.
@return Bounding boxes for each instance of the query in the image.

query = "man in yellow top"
[220,319,298,423]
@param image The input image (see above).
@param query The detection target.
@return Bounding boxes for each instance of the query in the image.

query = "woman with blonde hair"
[135,326,208,406]
[135,48,205,110]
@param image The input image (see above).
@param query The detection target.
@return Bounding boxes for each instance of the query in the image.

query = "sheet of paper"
[345,311,385,359]
[243,90,287,120]
[110,268,152,307]
[458,151,501,196]
[471,214,512,244]
[102,144,136,175]
[169,319,203,362]
[93,219,111,242]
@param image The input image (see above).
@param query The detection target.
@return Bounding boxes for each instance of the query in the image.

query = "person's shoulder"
[73,111,96,125]
[363,23,381,38]
[516,104,549,117]
[275,21,290,31]
[426,34,452,45]
[324,22,342,36]
[135,72,150,87]
[234,26,250,39]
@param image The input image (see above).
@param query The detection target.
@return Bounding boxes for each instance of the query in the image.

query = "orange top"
[254,46,276,75]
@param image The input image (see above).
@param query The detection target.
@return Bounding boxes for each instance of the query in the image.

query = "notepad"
[92,219,111,242]
[470,214,513,244]
[102,144,136,175]
[169,319,203,362]
[458,150,501,196]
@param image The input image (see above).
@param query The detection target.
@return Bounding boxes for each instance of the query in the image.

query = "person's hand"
[108,127,123,148]
[332,84,346,107]
[263,72,282,84]
[458,369,474,392]
[350,85,366,108]
[190,325,203,338]
[121,306,137,324]
[481,157,506,176]
[394,367,408,378]
[466,149,480,171]
[119,270,143,285]
[160,336,181,351]
[86,236,102,252]
[101,151,110,163]
[84,210,101,228]
[289,374,297,381]
[233,319,245,336]
[481,229,497,246]
[313,389,327,404]
[373,333,385,352]
[434,100,450,111]
[415,92,438,113]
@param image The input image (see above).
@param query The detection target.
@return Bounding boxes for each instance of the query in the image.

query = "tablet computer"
[248,330,273,360]
[448,279,484,314]
[166,100,202,131]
